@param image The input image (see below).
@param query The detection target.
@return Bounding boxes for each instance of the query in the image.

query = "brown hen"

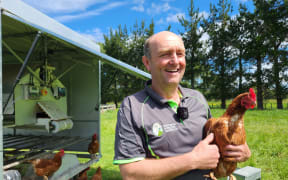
[76,167,90,180]
[91,167,102,180]
[204,88,256,180]
[88,133,99,159]
[29,149,65,180]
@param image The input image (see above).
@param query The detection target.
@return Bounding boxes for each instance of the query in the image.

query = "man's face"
[145,32,186,88]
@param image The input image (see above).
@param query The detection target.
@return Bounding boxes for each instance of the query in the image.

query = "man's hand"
[223,142,251,162]
[189,133,220,169]
[119,134,220,180]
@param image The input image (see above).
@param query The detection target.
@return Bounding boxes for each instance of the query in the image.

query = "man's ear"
[142,56,151,72]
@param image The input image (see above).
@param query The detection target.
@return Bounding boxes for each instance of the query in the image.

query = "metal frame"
[3,31,41,112]
[0,7,3,178]
[2,40,43,83]
[1,0,151,80]
[0,0,151,178]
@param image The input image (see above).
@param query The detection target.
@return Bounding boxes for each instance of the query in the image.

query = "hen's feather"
[204,89,256,178]
[91,167,102,180]
[88,133,99,159]
[77,167,90,180]
[29,149,64,178]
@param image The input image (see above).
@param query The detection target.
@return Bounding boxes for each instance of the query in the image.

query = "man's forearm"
[120,153,195,180]
[119,133,220,180]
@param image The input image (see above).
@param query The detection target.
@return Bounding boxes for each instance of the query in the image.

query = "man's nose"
[169,53,179,64]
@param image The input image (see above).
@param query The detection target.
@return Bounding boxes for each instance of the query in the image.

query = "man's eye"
[160,53,169,57]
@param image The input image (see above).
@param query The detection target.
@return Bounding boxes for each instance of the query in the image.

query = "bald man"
[113,31,249,180]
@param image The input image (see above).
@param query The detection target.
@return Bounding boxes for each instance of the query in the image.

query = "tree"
[241,0,288,109]
[239,3,268,110]
[229,4,252,95]
[101,20,155,106]
[202,0,236,108]
[178,0,205,89]
[102,26,129,106]
[254,0,288,109]
[118,20,149,96]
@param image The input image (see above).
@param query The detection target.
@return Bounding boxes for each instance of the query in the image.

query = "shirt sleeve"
[193,90,211,120]
[113,100,146,165]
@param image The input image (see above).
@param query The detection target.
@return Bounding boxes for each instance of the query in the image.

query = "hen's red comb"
[249,88,256,101]
[60,149,64,153]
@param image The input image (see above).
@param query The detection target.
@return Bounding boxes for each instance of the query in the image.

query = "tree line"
[100,0,288,110]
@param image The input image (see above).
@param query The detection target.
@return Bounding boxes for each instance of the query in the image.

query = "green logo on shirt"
[152,123,163,136]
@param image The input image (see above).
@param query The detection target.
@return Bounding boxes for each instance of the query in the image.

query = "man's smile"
[165,68,180,73]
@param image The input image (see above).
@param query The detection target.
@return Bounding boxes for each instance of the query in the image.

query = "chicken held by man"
[204,88,256,180]
[88,133,99,159]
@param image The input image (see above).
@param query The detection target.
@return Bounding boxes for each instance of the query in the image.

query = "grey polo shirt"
[114,80,212,179]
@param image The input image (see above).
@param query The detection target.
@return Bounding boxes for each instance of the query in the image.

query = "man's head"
[142,31,186,90]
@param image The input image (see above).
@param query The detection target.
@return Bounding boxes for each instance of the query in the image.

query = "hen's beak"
[250,101,257,109]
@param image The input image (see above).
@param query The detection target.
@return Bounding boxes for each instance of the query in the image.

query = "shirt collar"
[144,80,186,105]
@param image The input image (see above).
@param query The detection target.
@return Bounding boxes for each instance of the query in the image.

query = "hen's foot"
[203,171,217,180]
[91,154,97,159]
[229,174,236,180]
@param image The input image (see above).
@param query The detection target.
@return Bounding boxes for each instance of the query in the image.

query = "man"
[114,31,250,180]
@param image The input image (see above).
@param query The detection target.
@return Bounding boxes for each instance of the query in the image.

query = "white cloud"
[156,18,165,25]
[56,11,99,22]
[200,32,210,43]
[131,5,144,12]
[195,26,211,53]
[55,2,127,22]
[131,0,145,12]
[147,2,171,15]
[199,11,209,19]
[22,0,107,13]
[236,0,251,3]
[166,13,185,23]
[80,28,105,43]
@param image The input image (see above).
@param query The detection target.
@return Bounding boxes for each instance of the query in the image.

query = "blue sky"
[22,0,254,43]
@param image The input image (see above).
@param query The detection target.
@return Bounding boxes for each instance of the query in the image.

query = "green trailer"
[0,0,150,179]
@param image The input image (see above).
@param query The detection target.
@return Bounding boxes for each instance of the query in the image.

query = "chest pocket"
[141,94,209,158]
[147,134,169,158]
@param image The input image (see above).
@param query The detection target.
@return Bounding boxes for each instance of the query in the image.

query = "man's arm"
[119,133,220,180]
[223,142,251,162]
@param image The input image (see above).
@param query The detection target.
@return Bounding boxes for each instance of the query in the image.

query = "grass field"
[84,108,288,179]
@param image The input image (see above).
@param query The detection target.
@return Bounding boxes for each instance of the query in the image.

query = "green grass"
[241,110,288,180]
[83,109,121,179]
[85,108,288,179]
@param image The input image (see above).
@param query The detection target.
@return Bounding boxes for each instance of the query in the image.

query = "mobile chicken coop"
[0,0,150,179]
